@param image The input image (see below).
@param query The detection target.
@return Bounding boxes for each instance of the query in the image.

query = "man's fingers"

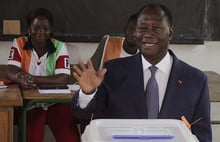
[87,59,94,69]
[73,65,83,75]
[79,60,87,71]
[97,68,107,78]
[73,72,80,81]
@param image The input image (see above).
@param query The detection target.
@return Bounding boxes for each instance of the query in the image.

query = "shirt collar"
[141,51,173,75]
[23,36,56,55]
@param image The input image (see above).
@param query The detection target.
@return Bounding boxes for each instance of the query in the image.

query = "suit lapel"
[159,51,185,117]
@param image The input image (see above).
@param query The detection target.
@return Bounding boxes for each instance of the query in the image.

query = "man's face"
[135,7,173,64]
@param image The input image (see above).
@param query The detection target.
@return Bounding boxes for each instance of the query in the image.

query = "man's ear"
[169,25,174,41]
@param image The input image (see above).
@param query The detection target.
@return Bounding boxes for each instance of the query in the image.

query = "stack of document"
[37,84,71,94]
[37,84,80,94]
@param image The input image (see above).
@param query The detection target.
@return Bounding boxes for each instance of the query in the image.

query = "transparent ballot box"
[81,119,197,142]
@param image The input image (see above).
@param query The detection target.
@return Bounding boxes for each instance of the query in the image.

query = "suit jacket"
[72,50,212,142]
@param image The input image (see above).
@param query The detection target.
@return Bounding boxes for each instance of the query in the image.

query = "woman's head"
[27,8,53,28]
[27,8,53,46]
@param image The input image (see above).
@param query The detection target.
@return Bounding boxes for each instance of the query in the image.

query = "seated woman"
[6,8,80,142]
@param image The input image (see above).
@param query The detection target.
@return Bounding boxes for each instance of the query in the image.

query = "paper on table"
[38,88,71,94]
[67,84,80,91]
[0,85,7,89]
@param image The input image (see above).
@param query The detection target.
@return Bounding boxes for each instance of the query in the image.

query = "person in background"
[7,8,80,142]
[72,3,212,142]
[123,13,138,55]
[91,13,138,71]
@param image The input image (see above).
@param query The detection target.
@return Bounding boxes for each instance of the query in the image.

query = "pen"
[181,115,202,130]
[181,116,191,129]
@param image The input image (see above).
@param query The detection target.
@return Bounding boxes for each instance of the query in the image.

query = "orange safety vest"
[102,36,125,63]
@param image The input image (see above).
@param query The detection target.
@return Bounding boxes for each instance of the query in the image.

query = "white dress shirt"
[142,52,173,110]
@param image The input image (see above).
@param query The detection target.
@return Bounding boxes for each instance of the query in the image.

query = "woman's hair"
[26,8,53,28]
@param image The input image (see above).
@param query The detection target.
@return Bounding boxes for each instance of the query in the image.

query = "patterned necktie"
[146,66,159,118]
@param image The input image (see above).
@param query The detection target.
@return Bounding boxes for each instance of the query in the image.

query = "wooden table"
[0,85,23,142]
[19,88,75,142]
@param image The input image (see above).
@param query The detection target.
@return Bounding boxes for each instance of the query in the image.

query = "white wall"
[1,41,220,74]
[170,41,220,74]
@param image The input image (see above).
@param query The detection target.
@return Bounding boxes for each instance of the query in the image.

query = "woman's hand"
[16,72,36,88]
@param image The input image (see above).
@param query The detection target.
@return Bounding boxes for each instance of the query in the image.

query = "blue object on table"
[112,135,174,140]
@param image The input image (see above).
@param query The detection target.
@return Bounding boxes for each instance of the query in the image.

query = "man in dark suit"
[72,3,212,142]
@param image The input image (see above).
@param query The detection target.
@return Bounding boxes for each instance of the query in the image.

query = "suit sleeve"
[192,75,212,142]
